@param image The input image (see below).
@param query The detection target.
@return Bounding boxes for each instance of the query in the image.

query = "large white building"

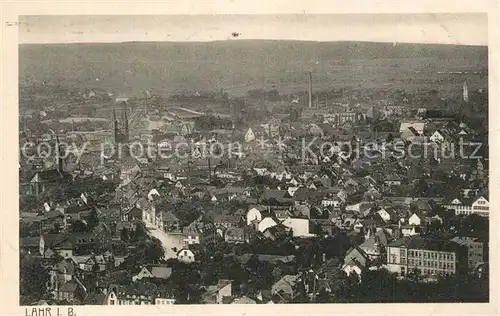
[443,196,489,217]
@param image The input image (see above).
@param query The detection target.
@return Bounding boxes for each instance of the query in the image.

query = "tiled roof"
[388,236,463,252]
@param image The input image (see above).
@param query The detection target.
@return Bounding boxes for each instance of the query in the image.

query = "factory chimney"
[308,72,313,108]
[463,80,469,103]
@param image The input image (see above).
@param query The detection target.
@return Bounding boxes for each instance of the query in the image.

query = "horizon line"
[19,39,488,46]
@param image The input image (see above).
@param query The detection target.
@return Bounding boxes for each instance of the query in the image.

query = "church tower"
[463,80,469,103]
[112,103,130,157]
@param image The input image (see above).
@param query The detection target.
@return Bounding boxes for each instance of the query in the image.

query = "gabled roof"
[239,254,295,265]
[162,211,179,222]
[384,173,402,181]
[149,265,173,279]
[59,282,78,293]
[225,227,244,238]
[31,169,70,182]
[387,236,463,252]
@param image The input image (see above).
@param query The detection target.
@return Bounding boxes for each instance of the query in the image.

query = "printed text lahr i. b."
[26,307,75,316]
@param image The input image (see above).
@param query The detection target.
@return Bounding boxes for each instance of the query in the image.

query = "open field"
[19,40,488,97]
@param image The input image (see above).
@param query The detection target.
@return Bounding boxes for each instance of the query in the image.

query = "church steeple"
[463,80,469,103]
[124,102,129,143]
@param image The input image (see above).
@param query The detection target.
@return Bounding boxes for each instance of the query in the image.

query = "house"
[20,234,69,257]
[384,173,402,186]
[132,265,173,282]
[162,211,181,232]
[253,167,269,176]
[307,123,324,137]
[386,236,468,278]
[272,274,300,301]
[262,224,290,240]
[177,248,196,263]
[377,208,396,223]
[247,205,265,225]
[214,214,241,229]
[281,217,313,237]
[123,207,142,222]
[48,258,78,294]
[359,229,393,261]
[450,236,484,269]
[224,227,246,243]
[321,196,342,208]
[202,279,233,304]
[258,217,279,233]
[429,130,446,143]
[230,296,257,304]
[399,121,425,137]
[245,128,256,142]
[180,122,195,136]
[55,282,81,303]
[29,169,72,196]
[341,247,369,277]
[457,196,489,217]
[107,282,176,305]
[408,212,424,226]
[401,225,421,237]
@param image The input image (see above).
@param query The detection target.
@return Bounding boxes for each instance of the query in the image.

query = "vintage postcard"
[1,1,498,316]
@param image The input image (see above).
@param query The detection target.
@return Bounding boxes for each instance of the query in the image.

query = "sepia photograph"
[11,9,492,309]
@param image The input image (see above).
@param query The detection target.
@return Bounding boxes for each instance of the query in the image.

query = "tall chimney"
[463,80,469,103]
[308,72,313,108]
[124,102,129,143]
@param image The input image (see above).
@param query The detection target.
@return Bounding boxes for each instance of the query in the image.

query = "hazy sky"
[19,14,487,45]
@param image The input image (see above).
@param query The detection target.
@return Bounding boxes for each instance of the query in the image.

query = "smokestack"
[308,72,313,108]
[463,80,469,103]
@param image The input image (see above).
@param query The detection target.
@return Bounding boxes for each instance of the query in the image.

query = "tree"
[120,228,130,242]
[71,220,87,233]
[144,238,165,263]
[413,178,429,197]
[20,255,50,301]
[87,208,99,231]
[132,223,148,241]
[386,133,394,143]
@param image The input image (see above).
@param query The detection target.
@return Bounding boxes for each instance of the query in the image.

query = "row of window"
[405,250,455,261]
[469,244,483,249]
[406,259,455,270]
[117,299,173,305]
[420,268,454,276]
[472,206,489,211]
[118,300,150,305]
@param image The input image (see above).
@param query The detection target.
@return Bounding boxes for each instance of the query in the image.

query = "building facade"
[386,236,467,277]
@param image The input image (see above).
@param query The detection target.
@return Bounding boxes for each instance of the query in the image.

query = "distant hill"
[19,40,488,97]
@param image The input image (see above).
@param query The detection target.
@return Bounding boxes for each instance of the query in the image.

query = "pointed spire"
[463,80,469,103]
[124,102,129,143]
